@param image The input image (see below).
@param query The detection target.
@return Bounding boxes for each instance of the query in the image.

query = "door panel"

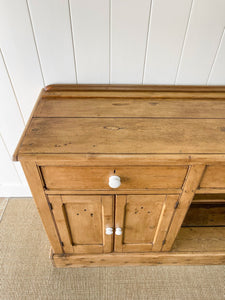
[115,194,178,252]
[49,195,114,254]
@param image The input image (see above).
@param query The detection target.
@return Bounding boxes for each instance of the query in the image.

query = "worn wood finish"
[18,118,225,155]
[15,85,225,266]
[49,195,113,254]
[41,165,188,191]
[115,195,179,252]
[162,165,205,251]
[17,154,225,165]
[172,227,225,252]
[41,84,225,99]
[44,84,225,92]
[52,252,225,267]
[193,193,225,203]
[152,195,179,251]
[21,160,62,253]
[200,165,225,188]
[13,89,44,161]
[35,98,225,118]
[45,189,182,195]
[182,204,225,226]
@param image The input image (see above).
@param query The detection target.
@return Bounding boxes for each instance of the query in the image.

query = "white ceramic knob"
[109,175,121,189]
[105,227,113,235]
[115,227,122,236]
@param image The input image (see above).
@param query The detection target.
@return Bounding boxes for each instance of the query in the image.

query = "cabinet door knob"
[109,175,121,188]
[115,227,122,236]
[105,227,113,235]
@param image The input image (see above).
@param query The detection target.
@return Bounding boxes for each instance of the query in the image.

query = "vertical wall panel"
[208,30,225,85]
[70,0,109,83]
[111,0,151,83]
[0,0,44,121]
[143,0,192,84]
[28,0,76,85]
[0,136,20,185]
[0,51,25,156]
[176,0,225,85]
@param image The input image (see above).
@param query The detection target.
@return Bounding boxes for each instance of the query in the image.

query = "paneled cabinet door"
[114,195,179,252]
[48,195,114,254]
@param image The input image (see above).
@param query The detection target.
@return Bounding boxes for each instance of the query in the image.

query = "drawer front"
[200,165,225,188]
[41,166,188,190]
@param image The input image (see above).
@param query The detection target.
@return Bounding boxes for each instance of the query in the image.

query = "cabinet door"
[114,194,178,252]
[48,195,114,254]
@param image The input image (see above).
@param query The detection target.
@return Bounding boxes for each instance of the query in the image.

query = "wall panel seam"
[142,0,153,84]
[26,0,46,87]
[0,49,25,126]
[109,0,112,84]
[68,0,78,83]
[0,134,22,184]
[206,27,225,85]
[174,0,194,84]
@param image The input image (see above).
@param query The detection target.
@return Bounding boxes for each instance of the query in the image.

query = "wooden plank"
[208,30,225,85]
[52,252,225,267]
[144,0,192,84]
[152,195,179,251]
[42,90,225,99]
[193,194,225,203]
[18,154,225,166]
[0,0,44,121]
[49,195,73,253]
[182,204,225,226]
[172,227,225,252]
[200,166,225,188]
[28,0,76,84]
[114,194,179,253]
[41,166,188,190]
[35,98,225,118]
[122,195,166,248]
[13,89,44,161]
[45,189,182,195]
[50,195,113,254]
[162,165,205,251]
[19,118,225,155]
[196,188,225,194]
[61,195,103,254]
[122,244,153,253]
[111,0,151,83]
[21,160,62,253]
[102,196,114,253]
[62,195,100,203]
[114,195,126,252]
[176,0,225,84]
[43,84,225,92]
[69,0,109,83]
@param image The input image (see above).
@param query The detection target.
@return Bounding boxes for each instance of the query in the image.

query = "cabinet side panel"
[21,160,62,253]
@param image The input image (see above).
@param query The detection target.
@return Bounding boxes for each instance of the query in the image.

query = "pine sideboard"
[14,85,225,267]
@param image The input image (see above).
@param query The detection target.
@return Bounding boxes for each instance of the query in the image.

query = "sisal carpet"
[0,198,224,300]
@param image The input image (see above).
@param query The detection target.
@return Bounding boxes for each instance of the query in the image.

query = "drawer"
[200,165,225,188]
[41,165,188,190]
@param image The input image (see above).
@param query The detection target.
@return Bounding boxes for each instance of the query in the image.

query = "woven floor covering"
[0,198,224,300]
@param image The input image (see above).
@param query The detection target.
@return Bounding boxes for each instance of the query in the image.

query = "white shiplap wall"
[0,0,225,196]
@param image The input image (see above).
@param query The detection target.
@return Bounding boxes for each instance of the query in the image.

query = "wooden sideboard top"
[13,84,225,161]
